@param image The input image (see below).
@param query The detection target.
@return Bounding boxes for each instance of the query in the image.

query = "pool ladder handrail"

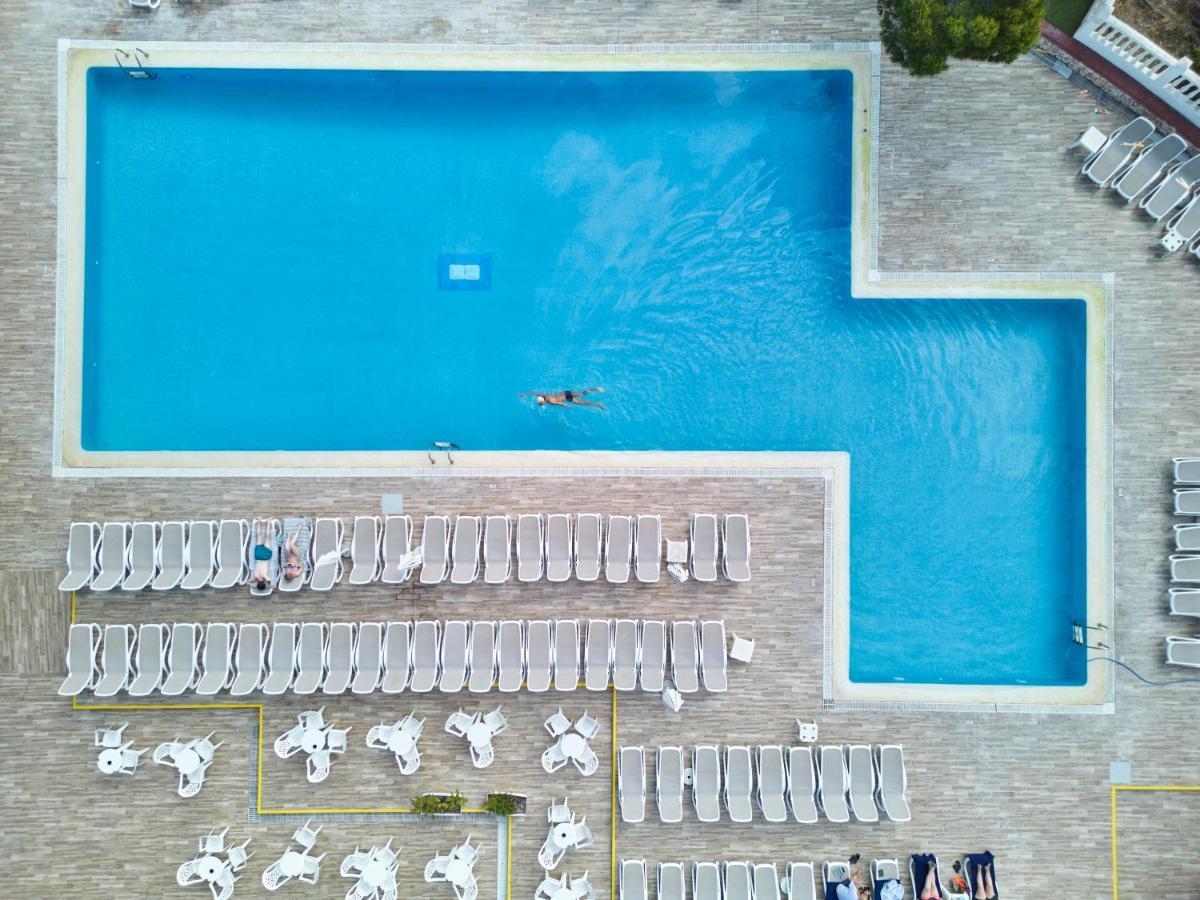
[114,48,156,80]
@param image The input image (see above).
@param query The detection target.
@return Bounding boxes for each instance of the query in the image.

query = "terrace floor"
[2,1,1200,898]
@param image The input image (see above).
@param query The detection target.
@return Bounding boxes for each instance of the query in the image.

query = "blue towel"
[966,852,997,897]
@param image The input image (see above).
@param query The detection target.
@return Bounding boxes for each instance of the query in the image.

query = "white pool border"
[54,40,1114,710]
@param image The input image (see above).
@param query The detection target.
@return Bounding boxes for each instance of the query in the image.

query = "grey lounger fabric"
[468,620,497,693]
[722,514,751,582]
[525,619,553,693]
[693,862,722,900]
[211,519,248,589]
[1167,636,1200,667]
[59,622,101,696]
[155,521,188,591]
[230,623,268,696]
[60,522,98,592]
[349,515,382,585]
[690,513,719,582]
[585,618,612,691]
[754,864,783,900]
[497,619,525,692]
[381,621,412,693]
[420,516,451,585]
[658,863,686,900]
[619,745,647,823]
[692,744,722,823]
[847,744,879,822]
[181,520,217,590]
[380,514,414,583]
[612,618,640,691]
[785,862,817,900]
[787,745,819,824]
[700,619,728,692]
[757,745,789,822]
[639,619,667,692]
[671,620,700,693]
[724,745,754,823]
[1175,488,1200,515]
[484,515,512,584]
[1114,133,1187,201]
[196,621,236,695]
[724,861,753,900]
[517,514,543,582]
[410,620,441,692]
[875,744,911,822]
[554,619,580,691]
[129,623,169,697]
[635,514,661,583]
[817,744,850,823]
[575,513,602,581]
[162,622,201,696]
[262,622,297,695]
[321,621,355,694]
[450,515,482,585]
[351,621,384,694]
[656,745,685,823]
[123,522,158,591]
[293,622,327,695]
[438,620,470,692]
[1141,156,1200,221]
[93,522,129,592]
[1082,116,1154,185]
[545,513,573,582]
[94,623,135,697]
[309,516,344,591]
[620,859,648,900]
[1174,457,1200,484]
[1170,587,1200,617]
[606,514,633,583]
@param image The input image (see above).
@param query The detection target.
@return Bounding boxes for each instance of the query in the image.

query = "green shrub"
[879,0,1044,76]
[485,793,520,817]
[412,791,465,814]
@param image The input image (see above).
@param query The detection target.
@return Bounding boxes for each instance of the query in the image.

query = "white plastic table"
[551,823,574,849]
[387,731,415,755]
[301,729,326,754]
[279,851,305,878]
[174,748,202,775]
[665,539,688,564]
[196,855,223,882]
[551,888,575,900]
[360,860,388,889]
[97,748,122,774]
[466,722,493,747]
[445,858,471,886]
[560,733,587,760]
[729,635,754,663]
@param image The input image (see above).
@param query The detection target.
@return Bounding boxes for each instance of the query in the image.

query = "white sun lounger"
[754,864,782,900]
[128,623,168,696]
[693,862,722,900]
[1175,488,1200,515]
[246,519,279,596]
[94,623,135,697]
[1161,192,1200,252]
[161,622,201,695]
[153,521,187,591]
[723,745,754,823]
[1174,457,1200,485]
[620,859,648,900]
[606,514,633,583]
[689,514,719,582]
[60,522,99,592]
[612,619,640,691]
[671,620,700,693]
[468,621,497,692]
[700,620,728,692]
[722,514,751,582]
[308,516,344,591]
[92,522,129,592]
[656,745,685,823]
[59,622,101,696]
[419,515,451,584]
[575,513,602,581]
[351,622,384,694]
[293,622,327,695]
[692,744,722,823]
[483,515,512,584]
[122,522,158,591]
[874,744,911,822]
[1170,587,1200,617]
[380,514,415,583]
[321,622,355,694]
[230,623,268,696]
[410,620,442,692]
[786,746,819,824]
[634,514,661,583]
[211,519,248,589]
[181,520,216,590]
[756,745,788,822]
[1141,155,1200,221]
[516,513,543,582]
[195,622,236,695]
[784,862,817,900]
[554,619,580,691]
[658,863,686,900]
[816,744,850,823]
[261,622,297,696]
[870,860,903,900]
[525,619,553,692]
[1170,554,1200,582]
[277,517,312,593]
[439,620,470,692]
[1082,115,1154,185]
[348,516,381,585]
[639,620,666,692]
[1167,635,1200,667]
[450,515,482,585]
[1175,524,1200,551]
[847,744,879,822]
[585,618,612,691]
[1114,133,1188,201]
[724,861,753,900]
[545,513,573,582]
[381,621,412,693]
[619,745,647,823]
[497,619,525,692]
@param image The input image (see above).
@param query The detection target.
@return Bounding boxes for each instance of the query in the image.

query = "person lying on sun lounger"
[250,519,274,590]
[918,865,947,900]
[281,530,303,582]
[834,870,869,900]
[971,862,996,900]
[524,386,605,409]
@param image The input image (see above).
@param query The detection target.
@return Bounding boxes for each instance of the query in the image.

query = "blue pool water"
[82,67,1088,687]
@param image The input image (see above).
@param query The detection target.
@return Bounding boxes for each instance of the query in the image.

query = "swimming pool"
[65,49,1095,691]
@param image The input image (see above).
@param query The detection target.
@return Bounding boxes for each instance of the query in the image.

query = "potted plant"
[484,791,526,816]
[412,790,465,815]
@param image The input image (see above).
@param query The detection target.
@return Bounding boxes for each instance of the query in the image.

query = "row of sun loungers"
[61,513,751,592]
[614,743,909,825]
[58,617,730,698]
[618,859,909,900]
[1167,459,1200,667]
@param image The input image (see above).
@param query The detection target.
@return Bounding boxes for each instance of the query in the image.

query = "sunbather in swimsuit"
[251,519,274,588]
[281,532,303,581]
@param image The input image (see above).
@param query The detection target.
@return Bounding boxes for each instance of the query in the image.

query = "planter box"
[414,792,464,815]
[486,792,527,816]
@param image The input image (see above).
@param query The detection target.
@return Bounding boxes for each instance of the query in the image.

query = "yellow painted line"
[1110,784,1200,899]
[611,686,618,896]
[1110,786,1118,900]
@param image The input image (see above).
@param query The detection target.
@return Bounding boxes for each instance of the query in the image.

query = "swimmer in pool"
[523,387,605,409]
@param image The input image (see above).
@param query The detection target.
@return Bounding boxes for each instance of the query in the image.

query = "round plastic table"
[551,823,573,849]
[445,858,471,886]
[360,860,388,889]
[275,850,303,878]
[551,888,575,900]
[174,748,202,775]
[560,732,586,760]
[96,748,122,774]
[386,732,414,755]
[196,855,223,882]
[466,722,493,747]
[301,729,326,754]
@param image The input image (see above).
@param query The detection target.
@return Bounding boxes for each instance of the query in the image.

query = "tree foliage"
[879,0,1045,76]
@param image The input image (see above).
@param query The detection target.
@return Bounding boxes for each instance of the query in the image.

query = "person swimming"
[523,386,605,409]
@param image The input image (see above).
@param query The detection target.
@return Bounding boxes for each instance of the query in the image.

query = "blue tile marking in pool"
[81,67,1088,688]
[437,253,492,291]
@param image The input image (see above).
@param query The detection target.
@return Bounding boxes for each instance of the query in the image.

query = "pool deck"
[2,1,1200,898]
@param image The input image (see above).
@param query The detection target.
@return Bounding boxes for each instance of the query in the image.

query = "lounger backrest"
[269,622,296,671]
[485,516,508,557]
[453,516,479,561]
[585,619,611,688]
[693,863,721,900]
[786,863,816,900]
[658,863,685,900]
[67,522,96,573]
[159,522,186,567]
[848,745,874,793]
[613,619,639,678]
[414,621,440,669]
[639,620,666,691]
[441,620,469,672]
[136,622,165,671]
[498,620,524,674]
[67,622,96,677]
[726,745,752,794]
[671,620,699,691]
[468,621,496,691]
[575,513,602,577]
[691,514,718,579]
[526,619,552,689]
[753,865,781,900]
[700,620,728,691]
[517,514,543,581]
[188,521,214,568]
[636,515,660,563]
[724,862,752,900]
[384,621,412,687]
[101,622,130,670]
[170,623,198,672]
[620,745,646,804]
[203,622,231,670]
[554,619,579,689]
[327,623,354,670]
[99,522,127,572]
[820,745,847,793]
[129,522,157,569]
[606,515,632,580]
[217,519,243,563]
[621,860,647,900]
[299,623,325,673]
[759,745,785,793]
[236,623,263,670]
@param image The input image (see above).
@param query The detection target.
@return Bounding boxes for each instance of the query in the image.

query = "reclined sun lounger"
[60,522,99,592]
[722,514,751,582]
[965,853,997,900]
[847,744,879,822]
[1175,523,1200,552]
[575,513,602,581]
[612,619,640,691]
[483,515,511,584]
[823,862,853,900]
[1081,115,1154,185]
[874,744,911,822]
[1166,635,1200,667]
[816,744,850,823]
[195,622,236,695]
[439,620,469,692]
[245,519,279,596]
[261,622,297,695]
[639,619,666,692]
[181,520,216,590]
[230,622,267,696]
[585,618,612,691]
[468,620,497,692]
[381,621,412,693]
[723,861,753,900]
[754,864,782,900]
[349,515,382,585]
[211,519,248,589]
[122,521,158,591]
[724,745,754,823]
[658,863,686,900]
[1175,488,1200,515]
[277,517,312,593]
[620,859,648,900]
[410,620,441,692]
[909,856,943,900]
[1141,155,1200,221]
[450,515,482,585]
[870,859,903,900]
[606,514,633,583]
[92,522,129,592]
[619,745,647,823]
[525,619,553,692]
[1170,554,1200,582]
[94,623,136,697]
[161,622,201,696]
[293,622,327,695]
[554,619,580,691]
[420,515,451,585]
[308,516,344,591]
[127,623,168,696]
[689,513,719,581]
[700,619,728,692]
[757,744,788,822]
[497,619,525,692]
[656,745,685,823]
[784,862,817,900]
[635,514,661,583]
[786,745,819,824]
[671,620,700,693]
[1114,133,1188,201]
[1174,457,1200,485]
[1170,587,1200,617]
[59,622,102,696]
[380,514,415,583]
[692,744,722,823]
[153,521,187,591]
[350,621,383,694]
[693,862,722,900]
[517,513,543,582]
[1160,192,1200,252]
[545,513,573,582]
[321,621,355,694]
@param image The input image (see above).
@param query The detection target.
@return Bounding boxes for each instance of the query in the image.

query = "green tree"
[879,0,1045,76]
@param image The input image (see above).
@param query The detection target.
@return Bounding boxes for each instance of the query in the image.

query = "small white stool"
[661,684,684,712]
[796,719,818,743]
[729,634,755,662]
[1069,125,1107,156]
[665,539,688,565]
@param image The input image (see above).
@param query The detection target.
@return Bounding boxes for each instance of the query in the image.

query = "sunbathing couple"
[916,861,996,900]
[523,386,605,409]
[249,518,304,592]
